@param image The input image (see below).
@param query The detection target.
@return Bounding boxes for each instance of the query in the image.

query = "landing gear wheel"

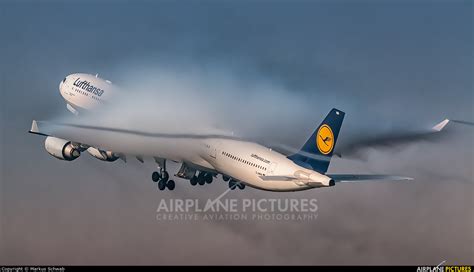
[158,179,166,190]
[222,175,230,182]
[152,171,161,182]
[190,176,198,186]
[205,174,213,184]
[167,180,175,190]
[161,171,169,183]
[229,180,236,190]
[198,178,205,186]
[197,172,206,185]
[238,183,245,190]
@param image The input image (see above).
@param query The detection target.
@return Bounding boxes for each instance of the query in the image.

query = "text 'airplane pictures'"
[29,73,453,192]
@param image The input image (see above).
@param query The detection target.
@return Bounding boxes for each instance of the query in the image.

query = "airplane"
[56,73,122,162]
[59,73,118,115]
[29,74,453,192]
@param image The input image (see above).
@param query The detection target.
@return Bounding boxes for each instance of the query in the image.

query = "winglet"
[432,119,450,132]
[29,120,49,136]
[30,120,40,133]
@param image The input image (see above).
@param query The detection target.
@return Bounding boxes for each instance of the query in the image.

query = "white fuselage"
[200,138,333,191]
[59,73,116,113]
[69,127,333,191]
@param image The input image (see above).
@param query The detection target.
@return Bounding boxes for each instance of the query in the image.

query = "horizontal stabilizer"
[328,174,413,182]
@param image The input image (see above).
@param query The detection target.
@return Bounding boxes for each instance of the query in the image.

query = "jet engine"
[87,147,119,162]
[44,136,81,161]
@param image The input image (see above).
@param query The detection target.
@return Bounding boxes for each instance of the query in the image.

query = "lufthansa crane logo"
[316,124,334,155]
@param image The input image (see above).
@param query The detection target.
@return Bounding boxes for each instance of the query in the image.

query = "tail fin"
[288,108,345,174]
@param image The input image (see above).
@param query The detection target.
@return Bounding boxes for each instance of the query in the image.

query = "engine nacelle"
[44,136,81,161]
[87,147,119,162]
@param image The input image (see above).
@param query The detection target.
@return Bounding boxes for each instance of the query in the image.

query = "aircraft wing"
[334,119,474,157]
[333,119,451,158]
[29,120,239,161]
[269,119,468,158]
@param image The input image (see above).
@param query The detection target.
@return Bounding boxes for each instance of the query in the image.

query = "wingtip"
[29,120,39,133]
[29,120,49,136]
[432,119,450,132]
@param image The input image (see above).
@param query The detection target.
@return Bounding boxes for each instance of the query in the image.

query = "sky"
[0,0,473,265]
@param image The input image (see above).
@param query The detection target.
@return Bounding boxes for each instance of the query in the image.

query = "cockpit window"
[62,78,66,83]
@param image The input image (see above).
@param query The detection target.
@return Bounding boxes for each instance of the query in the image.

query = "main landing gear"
[152,159,175,191]
[150,159,242,191]
[189,171,213,186]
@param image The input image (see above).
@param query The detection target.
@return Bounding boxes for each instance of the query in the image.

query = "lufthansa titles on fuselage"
[251,153,270,164]
[73,78,104,97]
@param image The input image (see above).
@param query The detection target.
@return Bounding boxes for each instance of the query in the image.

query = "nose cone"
[59,76,67,91]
